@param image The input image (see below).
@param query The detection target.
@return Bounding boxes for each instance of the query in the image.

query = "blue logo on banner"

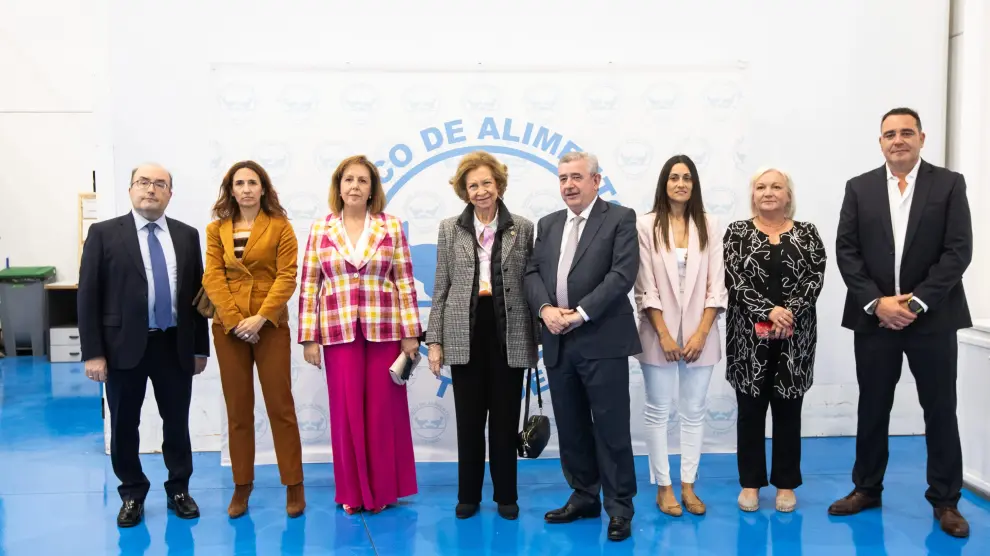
[374,117,624,400]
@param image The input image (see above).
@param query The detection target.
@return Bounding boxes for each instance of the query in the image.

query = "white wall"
[0,0,110,284]
[948,0,990,321]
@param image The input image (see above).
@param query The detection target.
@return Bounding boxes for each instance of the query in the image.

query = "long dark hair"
[650,154,709,252]
[212,160,288,221]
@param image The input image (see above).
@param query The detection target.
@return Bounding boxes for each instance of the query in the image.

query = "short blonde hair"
[449,151,508,203]
[329,155,387,215]
[558,151,600,175]
[749,166,796,219]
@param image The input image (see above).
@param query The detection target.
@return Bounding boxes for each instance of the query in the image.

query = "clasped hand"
[233,315,267,344]
[541,306,584,335]
[876,293,916,330]
[769,306,795,339]
[658,331,707,363]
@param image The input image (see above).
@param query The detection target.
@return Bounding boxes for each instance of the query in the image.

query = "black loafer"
[455,503,479,519]
[117,500,144,528]
[544,503,602,523]
[607,516,632,541]
[167,492,200,519]
[497,503,519,520]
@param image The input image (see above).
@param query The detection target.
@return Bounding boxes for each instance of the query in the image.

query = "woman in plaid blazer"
[425,151,539,521]
[297,155,422,515]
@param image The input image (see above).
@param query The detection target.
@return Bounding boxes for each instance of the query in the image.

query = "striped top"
[232,224,252,259]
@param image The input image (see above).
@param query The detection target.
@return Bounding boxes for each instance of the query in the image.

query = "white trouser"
[641,360,715,486]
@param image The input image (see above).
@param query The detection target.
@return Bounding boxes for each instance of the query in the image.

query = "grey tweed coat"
[426,201,539,369]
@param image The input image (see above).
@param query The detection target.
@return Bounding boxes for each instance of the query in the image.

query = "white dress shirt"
[474,209,498,295]
[551,201,596,321]
[864,158,928,313]
[344,211,372,267]
[132,210,179,329]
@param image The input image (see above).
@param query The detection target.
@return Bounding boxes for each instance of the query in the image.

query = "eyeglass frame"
[131,178,171,191]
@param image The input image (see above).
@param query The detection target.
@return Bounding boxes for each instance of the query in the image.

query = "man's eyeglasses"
[131,178,170,190]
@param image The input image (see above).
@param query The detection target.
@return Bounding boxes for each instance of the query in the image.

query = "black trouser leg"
[451,363,487,504]
[106,362,151,502]
[736,387,771,489]
[146,330,194,496]
[904,331,963,508]
[487,362,524,505]
[769,394,804,489]
[547,336,600,510]
[852,331,902,498]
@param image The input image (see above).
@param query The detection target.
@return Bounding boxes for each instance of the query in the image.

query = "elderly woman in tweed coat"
[426,150,539,521]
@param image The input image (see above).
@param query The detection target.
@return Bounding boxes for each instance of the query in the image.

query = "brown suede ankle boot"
[228,483,253,518]
[286,483,306,518]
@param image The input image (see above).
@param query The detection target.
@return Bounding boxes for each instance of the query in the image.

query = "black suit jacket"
[835,160,972,333]
[524,197,642,367]
[78,213,210,372]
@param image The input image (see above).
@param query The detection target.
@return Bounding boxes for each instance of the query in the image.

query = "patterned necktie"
[146,223,173,329]
[555,215,584,309]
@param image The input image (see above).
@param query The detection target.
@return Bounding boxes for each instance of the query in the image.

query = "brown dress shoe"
[828,490,881,516]
[934,507,970,538]
[286,483,306,518]
[228,483,253,519]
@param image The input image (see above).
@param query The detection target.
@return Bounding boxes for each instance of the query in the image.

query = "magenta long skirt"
[323,327,418,508]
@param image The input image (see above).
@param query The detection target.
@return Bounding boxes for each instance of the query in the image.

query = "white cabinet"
[49,326,82,363]
[958,319,990,497]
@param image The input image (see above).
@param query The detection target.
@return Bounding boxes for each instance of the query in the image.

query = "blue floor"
[1,356,988,555]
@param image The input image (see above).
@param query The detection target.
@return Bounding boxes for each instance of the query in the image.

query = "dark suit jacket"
[78,213,210,372]
[525,197,642,367]
[835,159,972,333]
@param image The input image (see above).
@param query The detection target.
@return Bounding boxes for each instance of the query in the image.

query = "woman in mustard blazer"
[634,154,727,516]
[202,160,305,519]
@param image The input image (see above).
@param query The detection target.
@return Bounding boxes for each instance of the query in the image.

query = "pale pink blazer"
[633,213,728,368]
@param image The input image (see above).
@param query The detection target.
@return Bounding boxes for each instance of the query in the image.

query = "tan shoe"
[286,483,306,518]
[656,485,682,517]
[681,483,706,515]
[775,489,797,512]
[738,488,759,512]
[228,483,253,519]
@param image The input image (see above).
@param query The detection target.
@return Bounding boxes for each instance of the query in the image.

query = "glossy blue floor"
[1,355,988,555]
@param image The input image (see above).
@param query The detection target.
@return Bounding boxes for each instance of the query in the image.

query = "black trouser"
[852,329,962,508]
[450,296,525,505]
[736,339,804,490]
[105,328,194,502]
[546,332,637,519]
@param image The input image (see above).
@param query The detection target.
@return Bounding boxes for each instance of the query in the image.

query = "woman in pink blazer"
[634,154,728,516]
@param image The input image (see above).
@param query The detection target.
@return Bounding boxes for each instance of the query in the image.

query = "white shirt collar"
[568,198,597,222]
[132,209,168,232]
[885,158,922,182]
[473,208,498,234]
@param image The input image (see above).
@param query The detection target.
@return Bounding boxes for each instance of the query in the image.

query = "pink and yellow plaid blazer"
[297,212,422,346]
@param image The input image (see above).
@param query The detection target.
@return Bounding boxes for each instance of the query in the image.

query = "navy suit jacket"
[525,197,642,367]
[78,213,210,372]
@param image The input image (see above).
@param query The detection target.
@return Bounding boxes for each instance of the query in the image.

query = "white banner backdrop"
[203,64,750,464]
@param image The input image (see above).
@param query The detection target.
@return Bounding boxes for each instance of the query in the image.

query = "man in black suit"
[79,163,210,527]
[831,108,973,537]
[524,151,641,541]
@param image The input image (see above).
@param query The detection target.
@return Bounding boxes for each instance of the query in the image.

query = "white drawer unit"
[50,326,81,363]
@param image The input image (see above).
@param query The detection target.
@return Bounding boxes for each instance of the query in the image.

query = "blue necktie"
[146,223,173,329]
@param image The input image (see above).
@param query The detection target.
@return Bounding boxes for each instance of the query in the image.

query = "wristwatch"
[907,298,924,314]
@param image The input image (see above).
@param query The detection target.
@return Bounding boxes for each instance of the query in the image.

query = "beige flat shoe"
[681,483,706,515]
[738,489,759,512]
[775,489,796,513]
[657,486,683,517]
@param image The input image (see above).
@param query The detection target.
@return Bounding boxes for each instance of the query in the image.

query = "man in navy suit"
[832,108,973,538]
[78,163,209,527]
[525,151,641,541]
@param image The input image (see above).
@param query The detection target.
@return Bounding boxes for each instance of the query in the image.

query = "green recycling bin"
[0,266,56,357]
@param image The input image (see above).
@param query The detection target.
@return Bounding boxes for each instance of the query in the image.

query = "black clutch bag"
[517,367,551,459]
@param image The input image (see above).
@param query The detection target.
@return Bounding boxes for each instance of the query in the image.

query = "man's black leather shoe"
[497,503,519,520]
[167,493,200,519]
[544,503,602,523]
[607,516,632,541]
[455,503,479,519]
[117,500,144,528]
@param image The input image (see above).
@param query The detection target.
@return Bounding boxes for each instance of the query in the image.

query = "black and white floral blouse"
[723,219,826,399]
